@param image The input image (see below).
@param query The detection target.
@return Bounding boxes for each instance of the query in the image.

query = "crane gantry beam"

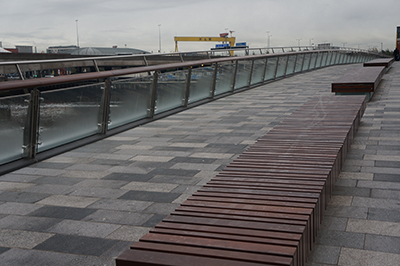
[174,36,236,52]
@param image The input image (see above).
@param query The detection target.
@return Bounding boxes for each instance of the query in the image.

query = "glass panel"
[189,66,214,102]
[302,53,311,70]
[234,60,252,90]
[155,70,187,114]
[294,54,304,73]
[215,62,235,95]
[315,53,323,68]
[286,55,296,75]
[38,83,103,152]
[325,52,332,66]
[0,94,29,164]
[264,57,277,80]
[250,59,266,85]
[309,53,317,69]
[108,75,153,129]
[276,56,288,78]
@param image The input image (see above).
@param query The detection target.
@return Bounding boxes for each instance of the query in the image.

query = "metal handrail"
[0,49,374,93]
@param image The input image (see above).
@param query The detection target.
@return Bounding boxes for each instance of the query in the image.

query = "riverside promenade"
[0,62,399,265]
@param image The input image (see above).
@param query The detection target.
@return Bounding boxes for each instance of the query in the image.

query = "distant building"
[47,46,150,55]
[16,45,33,53]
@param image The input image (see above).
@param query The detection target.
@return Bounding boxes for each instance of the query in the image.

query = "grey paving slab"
[0,249,78,266]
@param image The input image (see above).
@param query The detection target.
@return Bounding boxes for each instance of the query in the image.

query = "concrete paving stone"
[143,202,180,215]
[130,161,175,170]
[107,165,153,175]
[92,153,135,160]
[100,240,134,258]
[148,175,203,185]
[170,162,221,171]
[365,234,400,254]
[83,209,153,225]
[0,182,35,191]
[0,174,40,183]
[364,154,400,161]
[12,168,66,177]
[315,229,365,249]
[64,163,113,171]
[0,247,9,255]
[44,156,96,164]
[76,179,129,189]
[169,143,208,148]
[148,168,200,177]
[120,181,178,192]
[334,178,357,188]
[29,205,96,220]
[0,248,78,266]
[362,166,400,175]
[343,159,374,167]
[119,191,181,203]
[0,229,54,249]
[358,180,400,190]
[352,196,400,209]
[65,256,115,266]
[0,202,42,215]
[36,195,100,208]
[69,187,127,199]
[23,184,75,195]
[328,195,353,206]
[346,219,400,237]
[172,193,192,204]
[102,172,153,182]
[30,176,84,186]
[34,234,119,256]
[169,156,216,164]
[171,185,202,194]
[141,214,167,227]
[146,150,193,157]
[106,225,151,242]
[324,206,368,219]
[87,198,153,212]
[189,152,235,159]
[374,173,400,182]
[45,220,121,238]
[368,208,400,222]
[0,191,49,203]
[130,155,175,162]
[29,162,74,169]
[371,189,400,199]
[306,244,340,265]
[319,216,348,231]
[338,247,400,266]
[0,215,61,232]
[333,186,371,197]
[338,172,374,180]
[61,170,111,179]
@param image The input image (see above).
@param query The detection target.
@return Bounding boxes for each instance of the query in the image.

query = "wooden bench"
[331,66,385,100]
[363,58,394,69]
[116,95,367,266]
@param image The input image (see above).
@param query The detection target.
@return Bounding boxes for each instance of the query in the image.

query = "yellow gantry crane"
[174,34,236,52]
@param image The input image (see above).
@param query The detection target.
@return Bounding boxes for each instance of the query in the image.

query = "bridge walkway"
[0,62,398,265]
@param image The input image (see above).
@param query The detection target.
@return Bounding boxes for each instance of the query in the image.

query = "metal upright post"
[248,59,255,87]
[148,71,159,118]
[183,67,192,107]
[23,88,40,159]
[210,63,218,98]
[231,60,239,91]
[261,57,268,81]
[99,78,111,134]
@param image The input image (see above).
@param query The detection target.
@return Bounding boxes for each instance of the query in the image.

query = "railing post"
[273,56,279,79]
[98,78,111,134]
[210,63,218,98]
[292,54,298,73]
[248,59,255,87]
[23,88,40,159]
[314,52,319,68]
[231,60,239,91]
[300,53,306,71]
[283,55,289,76]
[148,71,159,118]
[183,67,192,107]
[261,57,268,81]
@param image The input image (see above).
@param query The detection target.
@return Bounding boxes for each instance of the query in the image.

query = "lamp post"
[296,38,302,46]
[158,24,162,53]
[266,31,271,48]
[76,19,80,55]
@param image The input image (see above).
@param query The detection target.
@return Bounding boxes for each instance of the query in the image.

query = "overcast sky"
[1,0,399,53]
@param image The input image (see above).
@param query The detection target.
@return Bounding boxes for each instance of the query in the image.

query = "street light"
[296,38,302,46]
[309,38,314,46]
[158,24,162,53]
[76,19,80,55]
[266,31,271,48]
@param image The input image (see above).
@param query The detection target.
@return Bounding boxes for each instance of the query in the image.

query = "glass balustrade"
[303,53,311,71]
[37,84,103,152]
[154,70,187,114]
[234,60,252,90]
[108,75,153,129]
[215,62,235,95]
[286,55,297,75]
[189,66,214,102]
[264,57,277,81]
[0,94,29,164]
[250,59,267,85]
[295,54,304,73]
[276,56,288,78]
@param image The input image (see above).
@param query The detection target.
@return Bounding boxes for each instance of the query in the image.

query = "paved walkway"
[0,62,398,265]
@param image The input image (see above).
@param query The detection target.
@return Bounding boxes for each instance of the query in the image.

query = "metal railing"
[0,47,383,170]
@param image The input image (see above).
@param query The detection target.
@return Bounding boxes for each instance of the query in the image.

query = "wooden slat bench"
[116,95,366,266]
[331,66,385,99]
[363,58,394,69]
